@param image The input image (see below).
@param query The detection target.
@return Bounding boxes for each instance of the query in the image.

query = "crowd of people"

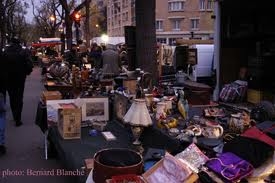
[64,42,128,76]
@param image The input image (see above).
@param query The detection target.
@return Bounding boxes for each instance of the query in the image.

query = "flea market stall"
[34,3,275,181]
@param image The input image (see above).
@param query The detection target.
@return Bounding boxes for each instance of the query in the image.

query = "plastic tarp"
[91,37,125,46]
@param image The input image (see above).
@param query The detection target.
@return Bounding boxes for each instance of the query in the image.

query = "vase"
[156,102,167,120]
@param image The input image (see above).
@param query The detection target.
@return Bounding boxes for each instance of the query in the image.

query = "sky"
[26,0,38,23]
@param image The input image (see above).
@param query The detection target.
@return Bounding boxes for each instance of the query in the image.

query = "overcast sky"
[26,0,37,23]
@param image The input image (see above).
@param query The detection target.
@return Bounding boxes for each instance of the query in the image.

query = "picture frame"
[113,93,129,122]
[81,97,109,122]
[46,99,76,123]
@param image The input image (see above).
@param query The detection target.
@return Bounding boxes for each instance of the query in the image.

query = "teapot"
[202,121,223,138]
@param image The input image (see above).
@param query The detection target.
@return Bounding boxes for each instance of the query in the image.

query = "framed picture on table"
[46,99,75,123]
[81,97,109,122]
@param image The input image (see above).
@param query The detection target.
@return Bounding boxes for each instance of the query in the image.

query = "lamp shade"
[123,99,152,127]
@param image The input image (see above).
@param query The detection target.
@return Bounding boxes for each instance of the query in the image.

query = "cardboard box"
[58,103,81,139]
[42,91,62,103]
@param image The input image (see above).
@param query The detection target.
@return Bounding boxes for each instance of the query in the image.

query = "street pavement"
[0,67,73,183]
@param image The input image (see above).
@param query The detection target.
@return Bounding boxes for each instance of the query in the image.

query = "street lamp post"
[49,15,56,37]
[95,24,99,37]
[73,12,81,43]
[75,24,80,43]
[59,24,65,54]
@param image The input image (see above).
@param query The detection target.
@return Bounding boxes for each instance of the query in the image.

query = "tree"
[0,0,32,49]
[135,0,158,84]
[6,1,28,38]
[84,0,91,47]
[59,0,80,50]
[31,0,64,38]
[0,0,17,49]
[88,3,105,38]
[80,1,106,46]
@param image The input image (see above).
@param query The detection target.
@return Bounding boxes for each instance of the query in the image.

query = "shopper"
[65,44,81,68]
[2,37,33,127]
[119,45,128,66]
[101,44,121,77]
[89,43,102,71]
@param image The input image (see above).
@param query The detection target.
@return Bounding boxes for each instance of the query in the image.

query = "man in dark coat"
[64,44,81,68]
[2,37,33,127]
[101,44,121,76]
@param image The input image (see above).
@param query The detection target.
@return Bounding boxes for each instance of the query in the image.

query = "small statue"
[177,90,189,120]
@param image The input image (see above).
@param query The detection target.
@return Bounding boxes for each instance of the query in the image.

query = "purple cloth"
[206,152,253,182]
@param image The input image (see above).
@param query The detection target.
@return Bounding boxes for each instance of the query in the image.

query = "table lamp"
[123,98,153,145]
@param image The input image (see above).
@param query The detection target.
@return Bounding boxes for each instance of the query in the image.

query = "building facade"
[156,0,214,45]
[106,0,135,36]
[107,0,214,45]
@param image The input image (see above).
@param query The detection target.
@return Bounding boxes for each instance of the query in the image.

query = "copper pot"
[93,148,143,183]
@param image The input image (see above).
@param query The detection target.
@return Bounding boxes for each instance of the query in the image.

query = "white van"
[192,44,214,78]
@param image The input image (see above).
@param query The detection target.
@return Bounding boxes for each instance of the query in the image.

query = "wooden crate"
[57,103,81,139]
[247,89,273,104]
[42,91,62,103]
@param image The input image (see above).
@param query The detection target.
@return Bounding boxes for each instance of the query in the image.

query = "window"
[191,19,199,30]
[207,0,213,10]
[172,19,181,31]
[114,2,121,14]
[157,38,166,44]
[168,38,181,45]
[131,0,135,8]
[125,12,129,21]
[156,20,163,31]
[168,1,184,11]
[200,0,205,10]
[122,0,128,8]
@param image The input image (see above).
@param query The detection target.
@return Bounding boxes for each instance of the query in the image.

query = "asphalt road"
[0,67,73,183]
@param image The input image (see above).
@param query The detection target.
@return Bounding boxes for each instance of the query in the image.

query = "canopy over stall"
[32,37,62,48]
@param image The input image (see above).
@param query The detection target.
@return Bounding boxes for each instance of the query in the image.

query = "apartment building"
[106,0,135,36]
[156,0,214,45]
[107,0,214,45]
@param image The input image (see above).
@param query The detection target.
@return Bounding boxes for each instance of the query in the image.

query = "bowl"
[93,148,143,183]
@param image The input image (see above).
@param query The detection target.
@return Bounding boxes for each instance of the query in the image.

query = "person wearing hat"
[1,37,33,127]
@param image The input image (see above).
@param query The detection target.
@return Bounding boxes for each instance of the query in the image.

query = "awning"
[31,42,61,48]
